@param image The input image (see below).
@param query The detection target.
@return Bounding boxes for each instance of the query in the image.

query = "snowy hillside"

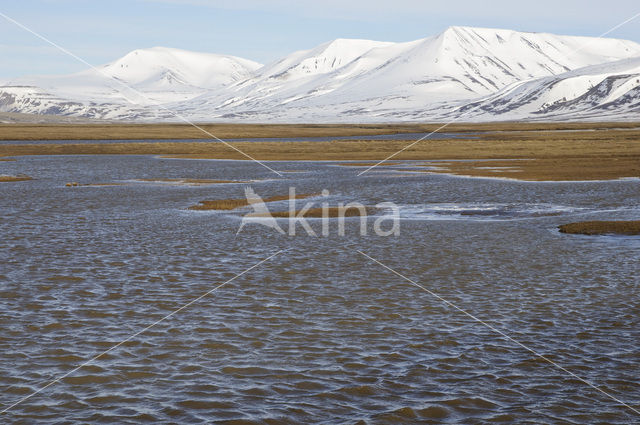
[453,57,640,121]
[0,85,150,119]
[7,47,262,105]
[2,27,640,122]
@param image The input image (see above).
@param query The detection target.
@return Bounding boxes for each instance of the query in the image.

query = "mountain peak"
[312,38,394,60]
[442,25,470,32]
[259,38,393,80]
[441,25,524,34]
[99,47,261,89]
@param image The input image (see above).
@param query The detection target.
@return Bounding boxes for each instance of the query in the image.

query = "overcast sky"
[1,0,640,79]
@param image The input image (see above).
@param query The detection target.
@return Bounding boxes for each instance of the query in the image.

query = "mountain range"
[2,26,640,122]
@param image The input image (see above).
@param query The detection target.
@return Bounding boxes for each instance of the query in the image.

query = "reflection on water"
[1,154,639,423]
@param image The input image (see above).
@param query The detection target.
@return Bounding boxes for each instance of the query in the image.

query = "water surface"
[1,154,639,424]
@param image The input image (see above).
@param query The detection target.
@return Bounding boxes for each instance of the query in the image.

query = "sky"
[1,0,640,79]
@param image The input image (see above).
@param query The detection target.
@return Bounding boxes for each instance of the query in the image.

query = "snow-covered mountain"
[178,26,640,121]
[2,27,640,122]
[453,56,640,121]
[7,47,262,105]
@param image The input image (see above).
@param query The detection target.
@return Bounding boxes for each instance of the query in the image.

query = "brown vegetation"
[0,123,440,141]
[0,175,32,182]
[418,158,640,181]
[1,122,639,141]
[269,206,373,218]
[189,193,319,211]
[559,221,640,235]
[189,199,253,211]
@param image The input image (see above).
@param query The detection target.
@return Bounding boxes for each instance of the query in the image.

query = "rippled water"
[1,154,639,424]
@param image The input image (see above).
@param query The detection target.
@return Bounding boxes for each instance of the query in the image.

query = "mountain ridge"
[2,26,640,122]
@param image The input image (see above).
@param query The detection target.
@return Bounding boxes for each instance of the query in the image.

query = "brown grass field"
[558,221,640,235]
[1,122,639,181]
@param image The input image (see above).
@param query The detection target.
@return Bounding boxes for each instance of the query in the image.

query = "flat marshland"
[1,122,639,181]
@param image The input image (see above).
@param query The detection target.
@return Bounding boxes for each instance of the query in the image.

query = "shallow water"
[1,155,639,424]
